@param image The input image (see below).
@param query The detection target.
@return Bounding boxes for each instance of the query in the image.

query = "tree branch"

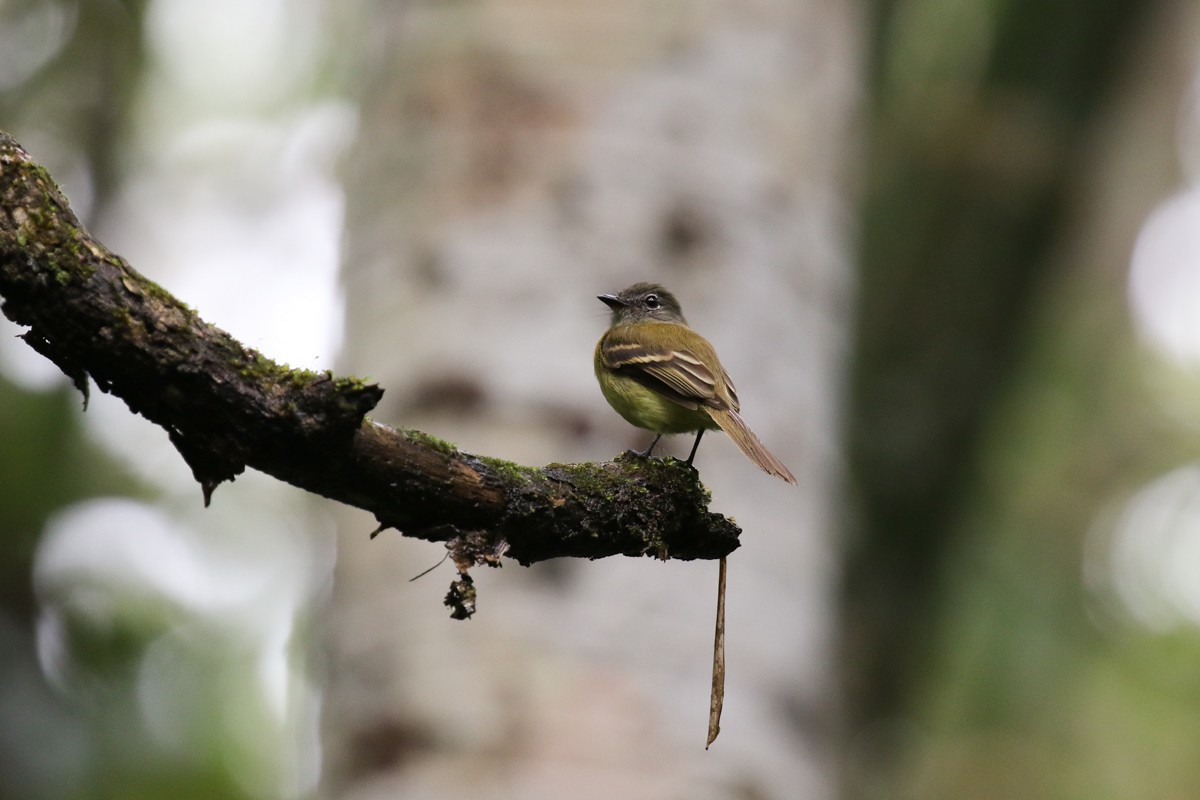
[0,131,741,602]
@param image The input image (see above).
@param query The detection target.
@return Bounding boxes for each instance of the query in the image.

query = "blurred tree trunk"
[0,0,148,226]
[0,0,147,619]
[322,2,857,798]
[0,3,149,798]
[844,0,1179,794]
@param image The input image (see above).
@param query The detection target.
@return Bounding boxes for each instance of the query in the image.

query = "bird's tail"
[705,408,797,485]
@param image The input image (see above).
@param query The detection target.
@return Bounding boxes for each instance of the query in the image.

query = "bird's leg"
[638,433,663,458]
[686,430,705,465]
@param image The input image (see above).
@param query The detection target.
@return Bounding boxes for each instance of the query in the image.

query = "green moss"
[479,455,538,485]
[286,369,318,388]
[235,350,282,380]
[142,281,171,300]
[560,462,623,502]
[404,428,458,456]
[109,305,136,331]
[331,373,367,387]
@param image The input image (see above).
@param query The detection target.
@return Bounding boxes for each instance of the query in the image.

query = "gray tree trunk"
[322,2,858,797]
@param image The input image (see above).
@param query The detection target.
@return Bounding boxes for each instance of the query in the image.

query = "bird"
[594,282,796,484]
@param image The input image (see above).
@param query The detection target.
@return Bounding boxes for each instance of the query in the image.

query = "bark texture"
[0,131,739,584]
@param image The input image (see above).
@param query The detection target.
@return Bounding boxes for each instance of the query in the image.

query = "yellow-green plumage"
[594,282,796,484]
[594,331,720,434]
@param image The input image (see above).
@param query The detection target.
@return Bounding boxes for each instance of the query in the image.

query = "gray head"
[598,282,688,326]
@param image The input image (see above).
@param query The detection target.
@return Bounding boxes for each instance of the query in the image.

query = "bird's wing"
[720,369,740,413]
[600,325,733,411]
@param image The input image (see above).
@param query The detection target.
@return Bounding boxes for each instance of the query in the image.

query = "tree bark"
[0,131,739,595]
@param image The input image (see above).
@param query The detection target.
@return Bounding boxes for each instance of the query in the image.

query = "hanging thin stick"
[706,555,727,748]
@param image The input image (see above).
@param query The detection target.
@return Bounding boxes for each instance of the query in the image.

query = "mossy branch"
[0,131,741,604]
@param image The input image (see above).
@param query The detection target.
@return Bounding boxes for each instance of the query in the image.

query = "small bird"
[594,282,796,484]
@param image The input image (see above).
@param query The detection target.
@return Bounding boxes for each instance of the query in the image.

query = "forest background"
[3,1,1200,798]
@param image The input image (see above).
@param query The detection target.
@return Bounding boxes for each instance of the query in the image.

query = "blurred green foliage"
[4,0,1200,798]
[847,0,1200,797]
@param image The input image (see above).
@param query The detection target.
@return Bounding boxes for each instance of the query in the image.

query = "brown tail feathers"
[705,408,797,484]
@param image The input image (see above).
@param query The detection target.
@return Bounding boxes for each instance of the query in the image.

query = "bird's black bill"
[598,293,625,310]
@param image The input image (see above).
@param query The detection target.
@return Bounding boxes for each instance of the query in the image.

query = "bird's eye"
[644,294,660,309]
